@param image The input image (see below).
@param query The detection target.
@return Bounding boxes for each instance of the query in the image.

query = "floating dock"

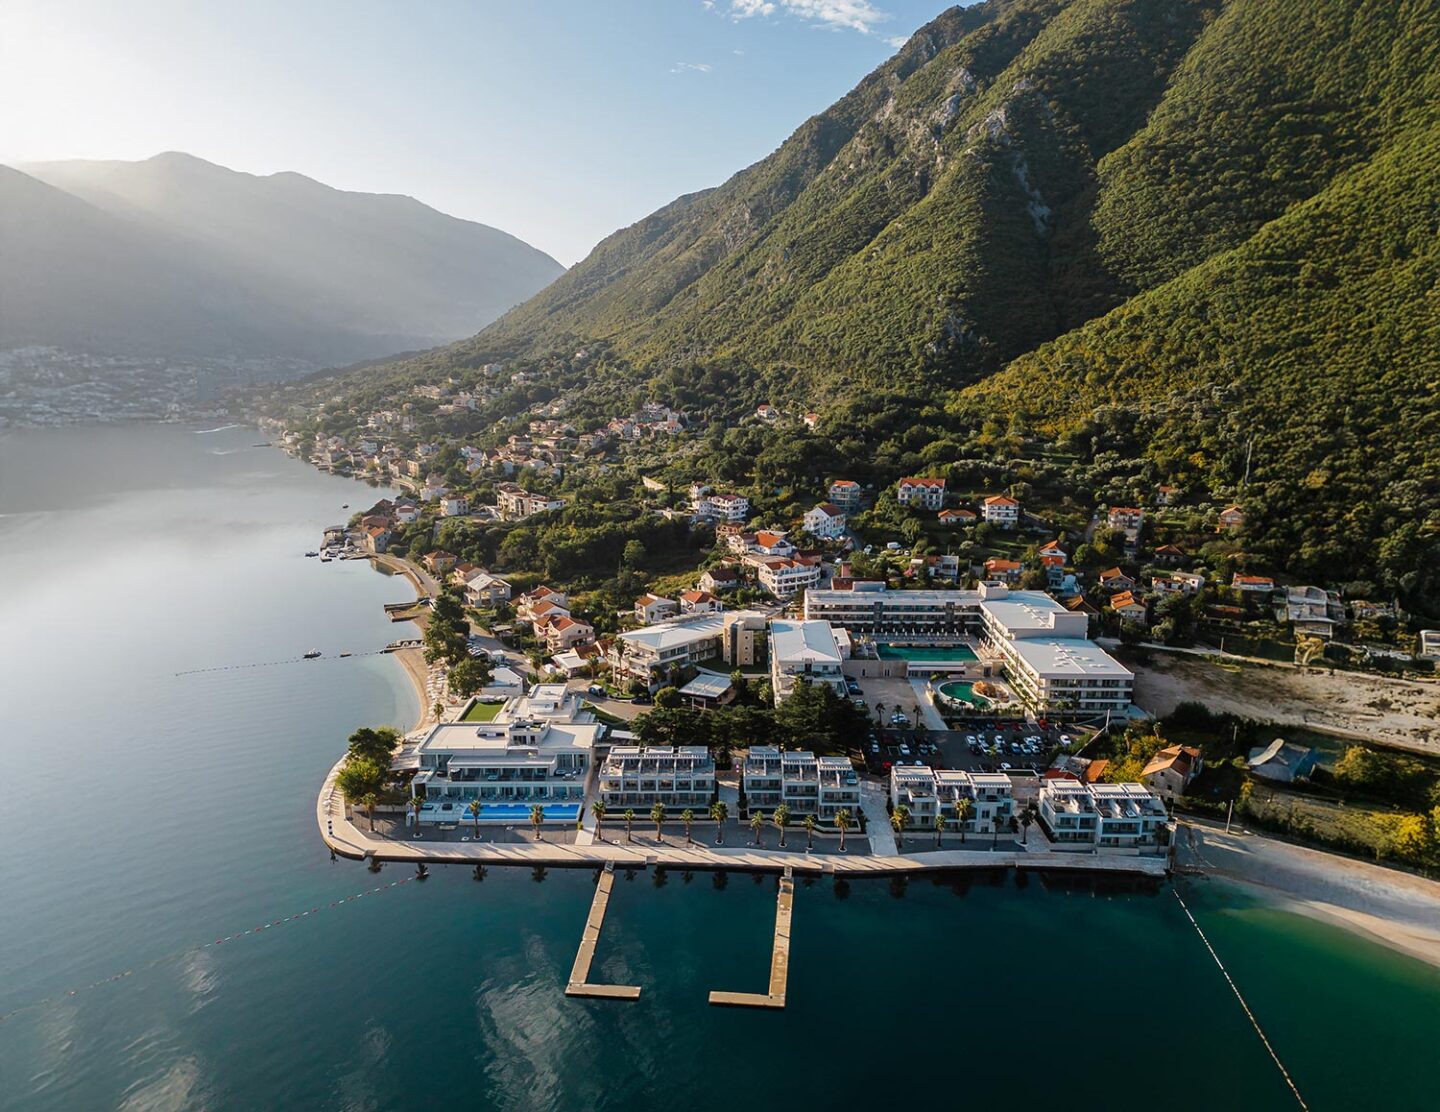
[709,869,793,1009]
[564,863,641,1001]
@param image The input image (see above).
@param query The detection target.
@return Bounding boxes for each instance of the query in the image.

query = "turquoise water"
[877,643,977,661]
[423,802,581,821]
[2,424,1438,1110]
[937,680,990,706]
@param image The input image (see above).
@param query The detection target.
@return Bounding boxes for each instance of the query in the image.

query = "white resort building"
[607,610,769,687]
[1037,779,1170,848]
[889,767,1014,834]
[769,619,847,703]
[396,685,600,822]
[598,745,716,811]
[743,746,861,819]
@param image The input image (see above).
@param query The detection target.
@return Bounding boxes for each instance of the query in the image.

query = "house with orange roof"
[1217,504,1246,530]
[635,593,678,625]
[1109,591,1148,621]
[679,589,724,615]
[803,501,847,539]
[897,476,946,510]
[983,557,1023,584]
[1231,574,1276,594]
[1140,745,1203,803]
[938,508,976,526]
[1098,567,1135,592]
[981,494,1020,528]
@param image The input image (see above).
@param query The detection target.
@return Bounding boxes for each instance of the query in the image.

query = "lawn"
[461,700,504,722]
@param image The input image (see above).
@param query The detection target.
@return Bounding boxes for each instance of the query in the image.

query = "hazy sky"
[1,0,959,265]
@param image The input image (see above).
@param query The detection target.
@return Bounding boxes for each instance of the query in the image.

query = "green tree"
[682,808,695,844]
[834,808,852,853]
[624,809,635,842]
[711,799,729,844]
[409,795,424,832]
[890,807,907,850]
[651,802,667,841]
[934,813,947,847]
[773,803,791,848]
[336,756,386,803]
[803,814,817,850]
[530,804,545,841]
[447,655,493,698]
[467,798,483,838]
[750,810,765,847]
[361,791,378,832]
[955,797,974,843]
[591,799,607,842]
[346,726,400,766]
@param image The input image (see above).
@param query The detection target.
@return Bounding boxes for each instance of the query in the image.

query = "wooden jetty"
[564,863,641,1001]
[709,868,794,1010]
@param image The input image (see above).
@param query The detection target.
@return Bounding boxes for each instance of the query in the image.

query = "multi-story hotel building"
[744,746,860,819]
[769,619,847,703]
[803,582,981,640]
[1037,779,1169,848]
[976,587,1133,715]
[598,745,716,810]
[607,610,768,686]
[398,685,599,822]
[889,767,1014,833]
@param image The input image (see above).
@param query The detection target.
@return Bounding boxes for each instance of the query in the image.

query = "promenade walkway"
[318,760,1167,879]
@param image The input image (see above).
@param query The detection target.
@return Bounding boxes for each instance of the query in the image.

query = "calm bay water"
[0,423,1436,1111]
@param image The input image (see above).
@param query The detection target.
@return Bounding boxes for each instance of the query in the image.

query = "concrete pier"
[709,869,794,1009]
[564,863,641,1001]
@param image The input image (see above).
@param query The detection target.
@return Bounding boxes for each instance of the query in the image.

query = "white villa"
[897,476,946,509]
[757,557,822,598]
[803,502,847,539]
[1037,779,1170,848]
[396,685,600,822]
[770,619,847,703]
[743,747,861,820]
[981,494,1020,527]
[889,767,1014,834]
[598,745,716,811]
[695,492,750,522]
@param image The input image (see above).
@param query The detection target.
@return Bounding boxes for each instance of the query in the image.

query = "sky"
[0,0,961,265]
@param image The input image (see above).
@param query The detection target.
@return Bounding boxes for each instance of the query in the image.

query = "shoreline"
[1178,819,1440,970]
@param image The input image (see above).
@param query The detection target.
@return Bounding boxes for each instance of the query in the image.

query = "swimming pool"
[937,681,991,707]
[422,802,581,822]
[877,644,978,661]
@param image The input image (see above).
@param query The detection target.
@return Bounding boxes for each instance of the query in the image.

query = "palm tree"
[409,795,424,832]
[362,792,378,832]
[750,810,765,847]
[1020,802,1038,845]
[773,804,791,848]
[874,702,886,724]
[891,803,910,850]
[590,800,607,842]
[530,804,545,841]
[711,800,728,844]
[433,699,444,721]
[682,809,695,845]
[467,799,483,838]
[992,814,1003,849]
[834,808,852,853]
[956,797,974,844]
[650,802,667,842]
[624,809,635,842]
[803,814,817,851]
[934,813,947,847]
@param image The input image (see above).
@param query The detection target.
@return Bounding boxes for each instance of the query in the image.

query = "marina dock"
[709,869,794,1010]
[564,863,641,1001]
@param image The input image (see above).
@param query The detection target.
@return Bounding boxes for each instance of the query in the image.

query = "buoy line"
[0,875,415,1026]
[1174,887,1309,1110]
[174,651,388,676]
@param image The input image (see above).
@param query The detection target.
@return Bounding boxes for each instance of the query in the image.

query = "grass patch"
[461,701,504,722]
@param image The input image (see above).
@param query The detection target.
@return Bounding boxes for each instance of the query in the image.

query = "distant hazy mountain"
[1,152,563,366]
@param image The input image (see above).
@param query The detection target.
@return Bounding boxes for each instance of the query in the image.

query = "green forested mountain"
[317,0,1440,608]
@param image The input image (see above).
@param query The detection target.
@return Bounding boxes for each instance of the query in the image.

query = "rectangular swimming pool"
[877,644,978,661]
[423,802,581,822]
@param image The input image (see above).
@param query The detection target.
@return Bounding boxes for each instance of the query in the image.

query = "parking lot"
[860,721,1081,777]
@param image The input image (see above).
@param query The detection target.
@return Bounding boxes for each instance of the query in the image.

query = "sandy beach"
[1177,818,1440,968]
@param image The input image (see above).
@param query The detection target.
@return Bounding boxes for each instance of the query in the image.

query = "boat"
[341,504,349,509]
[339,651,352,658]
[303,649,322,659]
[320,557,332,563]
[304,551,319,557]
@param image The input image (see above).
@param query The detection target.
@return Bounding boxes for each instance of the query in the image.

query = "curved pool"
[936,681,991,708]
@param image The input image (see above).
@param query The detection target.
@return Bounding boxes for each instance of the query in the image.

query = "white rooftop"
[679,673,733,698]
[770,619,843,664]
[1006,637,1133,679]
[616,609,767,652]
